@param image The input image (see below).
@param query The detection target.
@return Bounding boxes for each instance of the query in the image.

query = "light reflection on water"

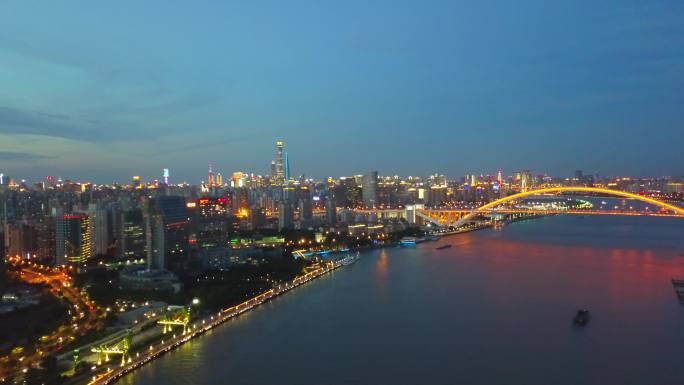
[124,215,684,385]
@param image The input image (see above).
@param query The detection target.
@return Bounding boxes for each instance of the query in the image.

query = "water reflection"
[125,216,684,385]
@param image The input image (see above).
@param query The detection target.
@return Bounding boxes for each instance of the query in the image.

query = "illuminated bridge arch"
[453,186,684,228]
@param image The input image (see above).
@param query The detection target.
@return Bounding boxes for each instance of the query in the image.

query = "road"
[0,259,106,382]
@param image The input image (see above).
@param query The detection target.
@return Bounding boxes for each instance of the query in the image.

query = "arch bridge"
[447,186,684,228]
[412,187,684,228]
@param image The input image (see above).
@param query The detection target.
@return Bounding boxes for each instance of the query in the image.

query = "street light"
[192,298,200,306]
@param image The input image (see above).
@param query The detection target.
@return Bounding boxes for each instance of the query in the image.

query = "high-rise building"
[248,206,266,229]
[163,168,170,185]
[88,204,109,256]
[208,163,215,186]
[298,197,312,222]
[120,208,145,260]
[275,140,285,185]
[284,151,290,185]
[150,196,190,271]
[55,212,91,265]
[520,170,533,191]
[362,171,378,208]
[325,198,337,225]
[575,170,583,181]
[6,222,37,258]
[428,186,447,206]
[278,201,294,230]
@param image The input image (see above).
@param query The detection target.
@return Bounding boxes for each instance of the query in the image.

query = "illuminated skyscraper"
[163,168,170,185]
[55,212,91,265]
[120,208,145,260]
[275,140,285,185]
[270,161,276,183]
[208,163,215,186]
[284,151,290,185]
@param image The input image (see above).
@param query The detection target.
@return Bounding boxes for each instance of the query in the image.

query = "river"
[122,214,684,385]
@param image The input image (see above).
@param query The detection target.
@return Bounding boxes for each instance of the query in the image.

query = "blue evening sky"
[1,1,683,183]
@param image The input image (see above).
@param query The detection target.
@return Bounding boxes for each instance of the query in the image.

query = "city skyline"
[2,1,684,182]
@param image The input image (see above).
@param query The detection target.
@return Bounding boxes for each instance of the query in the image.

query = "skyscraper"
[88,203,109,256]
[298,196,312,223]
[120,208,145,260]
[325,198,337,225]
[208,163,215,186]
[275,140,285,185]
[284,151,290,185]
[362,171,378,208]
[55,212,91,265]
[270,161,276,183]
[278,200,294,230]
[150,196,190,271]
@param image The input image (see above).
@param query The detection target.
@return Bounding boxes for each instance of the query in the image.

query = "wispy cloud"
[0,151,52,161]
[0,106,106,141]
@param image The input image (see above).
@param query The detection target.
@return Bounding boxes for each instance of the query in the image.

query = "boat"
[573,309,591,326]
[400,236,426,246]
[339,252,361,266]
[435,245,452,250]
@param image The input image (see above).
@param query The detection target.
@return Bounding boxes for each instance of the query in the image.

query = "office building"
[55,212,91,265]
[120,208,145,260]
[278,201,294,230]
[362,171,378,208]
[325,198,337,225]
[88,203,109,256]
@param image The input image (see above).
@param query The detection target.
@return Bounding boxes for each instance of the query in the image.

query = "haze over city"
[2,1,684,182]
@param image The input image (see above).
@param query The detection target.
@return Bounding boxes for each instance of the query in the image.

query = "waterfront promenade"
[85,259,343,385]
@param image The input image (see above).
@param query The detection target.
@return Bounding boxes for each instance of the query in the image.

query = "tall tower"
[208,163,215,186]
[163,169,170,186]
[270,161,276,183]
[284,151,290,185]
[275,140,285,185]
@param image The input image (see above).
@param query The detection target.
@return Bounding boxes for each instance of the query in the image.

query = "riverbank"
[82,259,345,385]
[119,215,684,385]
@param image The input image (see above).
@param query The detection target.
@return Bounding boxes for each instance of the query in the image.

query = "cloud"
[0,151,52,161]
[0,106,106,141]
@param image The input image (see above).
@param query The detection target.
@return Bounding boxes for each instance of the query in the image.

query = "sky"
[0,1,683,183]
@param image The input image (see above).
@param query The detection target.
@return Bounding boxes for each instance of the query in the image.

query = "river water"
[122,215,684,385]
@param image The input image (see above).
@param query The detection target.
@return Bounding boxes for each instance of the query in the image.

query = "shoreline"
[85,259,344,385]
[81,216,537,384]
